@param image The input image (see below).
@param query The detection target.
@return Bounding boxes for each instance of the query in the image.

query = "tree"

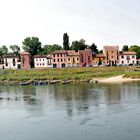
[122,45,129,51]
[42,44,62,55]
[89,43,98,55]
[0,45,8,56]
[63,33,69,50]
[99,50,103,54]
[22,37,42,56]
[70,39,87,51]
[129,45,140,58]
[10,45,20,56]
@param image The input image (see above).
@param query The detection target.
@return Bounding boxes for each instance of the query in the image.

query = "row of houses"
[34,49,92,68]
[0,46,139,69]
[0,49,92,69]
[93,46,137,66]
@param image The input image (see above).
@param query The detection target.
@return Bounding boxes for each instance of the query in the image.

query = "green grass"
[0,66,140,82]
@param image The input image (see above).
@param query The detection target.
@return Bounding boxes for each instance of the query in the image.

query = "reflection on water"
[0,82,140,140]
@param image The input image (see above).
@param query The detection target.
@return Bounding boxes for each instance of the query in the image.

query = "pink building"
[51,50,67,68]
[103,46,119,66]
[20,51,31,69]
[79,49,92,67]
[51,49,92,68]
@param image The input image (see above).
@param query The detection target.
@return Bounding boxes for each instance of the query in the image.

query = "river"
[0,82,140,140]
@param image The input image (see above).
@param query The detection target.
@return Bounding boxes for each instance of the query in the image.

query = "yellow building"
[93,54,108,66]
[67,50,80,67]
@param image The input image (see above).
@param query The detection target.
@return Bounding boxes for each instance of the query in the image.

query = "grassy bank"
[0,66,140,83]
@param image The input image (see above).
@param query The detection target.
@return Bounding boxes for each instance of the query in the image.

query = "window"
[61,54,62,57]
[121,56,124,59]
[36,59,38,61]
[13,59,15,63]
[53,59,55,62]
[111,56,113,58]
[122,61,124,64]
[53,54,55,57]
[13,58,16,66]
[61,59,63,62]
[58,59,59,62]
[6,63,8,66]
[132,55,135,58]
[77,58,79,61]
[127,56,130,60]
[127,61,129,63]
[40,59,41,61]
[57,54,59,57]
[43,59,44,61]
[111,51,113,53]
[132,61,134,64]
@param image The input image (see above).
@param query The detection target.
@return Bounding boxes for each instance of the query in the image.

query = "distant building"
[20,51,31,69]
[103,46,119,66]
[67,50,80,67]
[3,55,21,69]
[79,49,92,67]
[51,50,67,68]
[93,54,107,66]
[119,51,137,66]
[34,55,53,68]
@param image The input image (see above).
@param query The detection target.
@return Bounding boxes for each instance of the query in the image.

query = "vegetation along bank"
[0,66,140,84]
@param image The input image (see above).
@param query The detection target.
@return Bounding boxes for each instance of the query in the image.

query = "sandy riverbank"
[93,75,140,83]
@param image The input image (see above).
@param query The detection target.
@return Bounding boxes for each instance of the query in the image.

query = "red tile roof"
[120,51,136,55]
[67,50,79,56]
[51,50,67,54]
[3,55,18,58]
[104,46,119,51]
[95,54,106,58]
[20,51,30,55]
[34,55,47,58]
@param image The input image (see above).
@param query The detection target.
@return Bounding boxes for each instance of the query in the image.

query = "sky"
[0,0,140,49]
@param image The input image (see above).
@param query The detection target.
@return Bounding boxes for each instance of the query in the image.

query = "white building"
[3,56,21,69]
[119,51,137,66]
[34,55,53,68]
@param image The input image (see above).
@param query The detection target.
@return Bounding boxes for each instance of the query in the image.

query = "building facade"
[51,50,67,68]
[3,56,20,69]
[93,54,107,66]
[79,49,92,67]
[34,55,53,68]
[67,50,80,67]
[119,51,137,66]
[103,46,119,66]
[20,51,31,69]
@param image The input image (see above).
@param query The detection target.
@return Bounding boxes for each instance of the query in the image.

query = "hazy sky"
[0,0,140,49]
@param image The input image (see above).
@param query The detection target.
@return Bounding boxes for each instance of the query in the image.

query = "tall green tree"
[122,45,129,51]
[129,45,140,58]
[70,39,87,51]
[63,33,69,50]
[42,44,62,55]
[10,45,20,56]
[22,37,42,56]
[89,43,98,55]
[0,45,8,56]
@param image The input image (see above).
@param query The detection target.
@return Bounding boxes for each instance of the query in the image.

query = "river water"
[0,82,140,140]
